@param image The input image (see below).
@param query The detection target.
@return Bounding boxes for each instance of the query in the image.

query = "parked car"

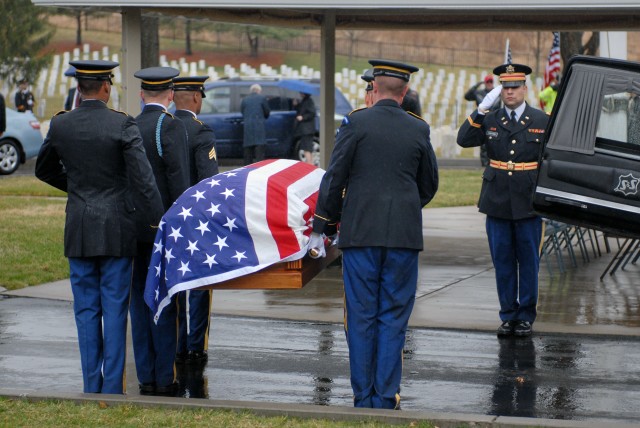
[534,55,640,238]
[0,108,43,175]
[198,77,353,164]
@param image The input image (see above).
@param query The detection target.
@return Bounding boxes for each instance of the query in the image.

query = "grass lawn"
[0,170,481,291]
[0,397,438,428]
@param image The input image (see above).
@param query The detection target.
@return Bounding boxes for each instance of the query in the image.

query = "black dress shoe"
[186,350,208,365]
[139,383,156,395]
[175,351,188,364]
[514,320,532,337]
[154,381,179,397]
[497,321,515,337]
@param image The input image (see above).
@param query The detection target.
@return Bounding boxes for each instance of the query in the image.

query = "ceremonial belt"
[489,160,538,171]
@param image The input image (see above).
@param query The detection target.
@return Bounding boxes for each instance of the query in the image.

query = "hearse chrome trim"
[536,186,640,215]
[594,147,640,162]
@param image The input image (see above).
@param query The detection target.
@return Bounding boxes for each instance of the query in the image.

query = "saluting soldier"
[35,60,164,394]
[457,63,549,338]
[130,66,190,397]
[310,59,439,409]
[172,75,219,366]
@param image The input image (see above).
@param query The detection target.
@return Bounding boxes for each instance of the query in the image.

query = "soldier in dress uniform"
[35,60,164,394]
[130,66,190,396]
[457,63,549,338]
[172,75,219,366]
[63,66,80,111]
[309,59,439,409]
[14,78,35,113]
[360,68,374,107]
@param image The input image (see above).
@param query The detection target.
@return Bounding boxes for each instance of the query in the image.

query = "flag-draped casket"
[144,159,329,321]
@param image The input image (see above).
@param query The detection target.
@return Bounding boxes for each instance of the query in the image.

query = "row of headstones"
[30,47,543,130]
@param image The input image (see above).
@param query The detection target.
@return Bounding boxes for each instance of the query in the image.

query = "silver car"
[0,108,43,175]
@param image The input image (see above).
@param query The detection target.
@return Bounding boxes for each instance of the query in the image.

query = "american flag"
[504,38,512,64]
[144,159,324,321]
[544,32,561,88]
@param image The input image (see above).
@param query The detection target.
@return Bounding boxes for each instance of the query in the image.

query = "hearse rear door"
[533,56,640,238]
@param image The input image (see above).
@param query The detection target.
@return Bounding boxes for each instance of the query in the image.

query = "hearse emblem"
[614,173,640,196]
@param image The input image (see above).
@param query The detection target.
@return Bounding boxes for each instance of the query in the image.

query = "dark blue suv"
[198,77,353,163]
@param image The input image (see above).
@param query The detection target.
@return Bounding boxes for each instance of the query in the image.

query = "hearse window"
[595,91,640,155]
[202,86,231,114]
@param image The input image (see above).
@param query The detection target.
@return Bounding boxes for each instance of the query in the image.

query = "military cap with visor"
[493,63,532,88]
[360,69,374,91]
[173,75,209,98]
[68,60,118,83]
[134,66,180,91]
[368,59,419,82]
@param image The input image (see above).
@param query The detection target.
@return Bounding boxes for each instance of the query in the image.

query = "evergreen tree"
[0,0,55,84]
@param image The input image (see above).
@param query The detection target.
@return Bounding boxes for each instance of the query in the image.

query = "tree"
[141,15,159,68]
[559,32,599,74]
[0,0,55,84]
[183,18,210,56]
[237,25,302,57]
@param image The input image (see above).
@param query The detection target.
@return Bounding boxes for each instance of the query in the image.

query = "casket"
[197,245,340,290]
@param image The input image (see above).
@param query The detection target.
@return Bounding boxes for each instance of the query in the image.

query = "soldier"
[457,63,549,338]
[309,59,439,409]
[465,74,501,166]
[360,68,374,108]
[14,78,35,113]
[35,60,164,394]
[63,66,80,111]
[172,75,219,366]
[130,66,190,396]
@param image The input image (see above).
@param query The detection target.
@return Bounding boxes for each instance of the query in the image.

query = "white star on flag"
[165,248,175,263]
[214,235,228,251]
[207,178,221,187]
[153,242,163,253]
[178,261,191,276]
[186,240,200,255]
[203,253,218,268]
[207,203,221,217]
[223,217,238,232]
[195,220,210,235]
[221,188,235,199]
[232,251,247,262]
[158,219,165,231]
[223,172,237,178]
[192,190,206,202]
[178,207,193,220]
[154,263,161,277]
[169,226,183,242]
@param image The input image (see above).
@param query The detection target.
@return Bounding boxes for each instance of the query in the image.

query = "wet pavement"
[3,162,640,426]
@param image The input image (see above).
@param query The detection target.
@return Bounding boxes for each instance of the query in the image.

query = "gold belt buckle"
[507,161,515,171]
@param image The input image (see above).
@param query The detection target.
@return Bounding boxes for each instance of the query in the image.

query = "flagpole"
[504,38,511,64]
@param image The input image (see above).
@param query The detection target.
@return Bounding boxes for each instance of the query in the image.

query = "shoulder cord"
[155,112,166,158]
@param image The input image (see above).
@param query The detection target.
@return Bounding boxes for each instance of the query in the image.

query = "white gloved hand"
[308,232,326,259]
[478,84,502,113]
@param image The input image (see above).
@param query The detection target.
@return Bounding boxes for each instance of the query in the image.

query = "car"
[198,77,353,165]
[533,55,640,238]
[0,108,43,175]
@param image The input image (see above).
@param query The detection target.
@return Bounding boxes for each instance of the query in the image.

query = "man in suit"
[63,66,80,111]
[172,75,219,366]
[130,66,190,396]
[310,59,439,409]
[457,63,549,338]
[240,83,270,165]
[35,60,164,394]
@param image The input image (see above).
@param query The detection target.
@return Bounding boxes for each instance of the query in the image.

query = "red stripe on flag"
[265,162,318,258]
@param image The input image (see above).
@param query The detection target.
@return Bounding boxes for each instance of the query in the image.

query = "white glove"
[478,84,502,113]
[308,232,326,259]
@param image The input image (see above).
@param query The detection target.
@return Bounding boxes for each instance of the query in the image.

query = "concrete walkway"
[2,205,640,427]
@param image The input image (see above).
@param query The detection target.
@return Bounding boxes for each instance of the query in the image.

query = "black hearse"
[533,55,640,238]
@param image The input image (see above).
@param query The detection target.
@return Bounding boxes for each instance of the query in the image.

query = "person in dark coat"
[14,78,35,113]
[464,75,501,166]
[293,91,317,164]
[361,69,374,107]
[240,83,270,165]
[0,92,5,136]
[310,59,439,410]
[35,60,164,394]
[172,75,219,366]
[63,66,80,111]
[130,67,191,397]
[401,88,422,117]
[457,63,549,338]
